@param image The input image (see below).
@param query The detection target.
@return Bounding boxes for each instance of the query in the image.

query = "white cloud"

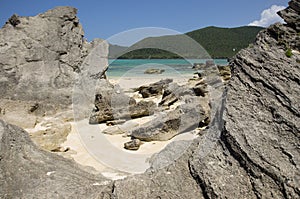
[248,5,286,27]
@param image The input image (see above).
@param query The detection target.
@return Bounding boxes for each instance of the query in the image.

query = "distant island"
[109,26,264,59]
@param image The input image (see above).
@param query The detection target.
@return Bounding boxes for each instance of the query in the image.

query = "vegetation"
[117,48,180,59]
[285,48,293,58]
[110,26,264,59]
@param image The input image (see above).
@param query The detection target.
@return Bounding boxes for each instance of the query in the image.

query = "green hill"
[186,26,264,58]
[110,26,264,59]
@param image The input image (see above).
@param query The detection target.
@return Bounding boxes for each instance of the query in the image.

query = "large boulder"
[113,1,300,198]
[1,2,299,198]
[131,97,206,141]
[0,6,108,111]
[0,119,113,198]
[89,87,156,124]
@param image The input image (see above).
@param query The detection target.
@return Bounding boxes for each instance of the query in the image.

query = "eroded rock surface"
[0,7,109,151]
[1,2,299,198]
[1,7,90,108]
[135,78,173,98]
[131,97,206,141]
[89,86,156,124]
[113,1,300,198]
[0,120,113,198]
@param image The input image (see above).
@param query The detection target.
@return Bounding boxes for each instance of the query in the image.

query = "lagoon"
[107,59,228,77]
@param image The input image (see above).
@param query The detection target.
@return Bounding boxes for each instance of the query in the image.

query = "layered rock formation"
[0,7,108,151]
[0,6,108,112]
[112,1,300,197]
[89,88,157,124]
[0,1,299,198]
[0,120,114,198]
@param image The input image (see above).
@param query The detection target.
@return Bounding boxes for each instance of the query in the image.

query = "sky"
[0,0,288,46]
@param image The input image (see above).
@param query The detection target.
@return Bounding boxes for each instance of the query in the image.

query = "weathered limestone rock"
[144,68,165,74]
[124,139,142,150]
[135,78,173,98]
[131,98,206,141]
[159,82,194,107]
[0,6,108,111]
[0,119,113,198]
[112,1,300,198]
[1,2,299,198]
[29,119,71,152]
[89,88,156,124]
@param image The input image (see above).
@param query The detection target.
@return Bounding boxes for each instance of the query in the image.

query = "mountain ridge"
[109,25,264,59]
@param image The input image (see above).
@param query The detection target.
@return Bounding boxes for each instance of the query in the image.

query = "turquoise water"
[107,59,228,77]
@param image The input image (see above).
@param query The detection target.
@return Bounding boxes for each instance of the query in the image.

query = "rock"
[131,98,206,141]
[144,68,165,74]
[0,99,38,129]
[112,1,300,198]
[89,87,156,124]
[129,100,156,119]
[217,65,231,81]
[159,83,194,107]
[193,71,203,78]
[192,63,205,70]
[0,6,108,111]
[192,84,208,97]
[7,14,20,27]
[2,2,300,198]
[188,2,300,197]
[278,0,300,31]
[135,78,173,98]
[124,139,142,150]
[0,119,113,198]
[51,146,70,153]
[29,119,71,151]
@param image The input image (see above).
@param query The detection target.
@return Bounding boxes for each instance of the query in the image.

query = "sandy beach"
[57,75,199,179]
[107,73,195,91]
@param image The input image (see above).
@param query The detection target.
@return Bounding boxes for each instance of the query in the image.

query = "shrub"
[285,48,293,58]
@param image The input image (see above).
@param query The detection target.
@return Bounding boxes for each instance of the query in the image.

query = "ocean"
[107,59,228,77]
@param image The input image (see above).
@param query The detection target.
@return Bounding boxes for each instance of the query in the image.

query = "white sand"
[58,75,199,177]
[29,75,200,179]
[61,119,198,176]
[108,74,194,91]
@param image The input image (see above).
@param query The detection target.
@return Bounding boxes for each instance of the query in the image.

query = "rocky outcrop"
[0,119,113,198]
[0,6,108,110]
[1,2,299,198]
[0,7,108,152]
[113,1,300,197]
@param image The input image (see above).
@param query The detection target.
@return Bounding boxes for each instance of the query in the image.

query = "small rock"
[144,68,165,74]
[8,14,20,27]
[124,139,141,150]
[135,79,173,98]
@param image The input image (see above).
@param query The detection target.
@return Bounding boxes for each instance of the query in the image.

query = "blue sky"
[0,0,288,45]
